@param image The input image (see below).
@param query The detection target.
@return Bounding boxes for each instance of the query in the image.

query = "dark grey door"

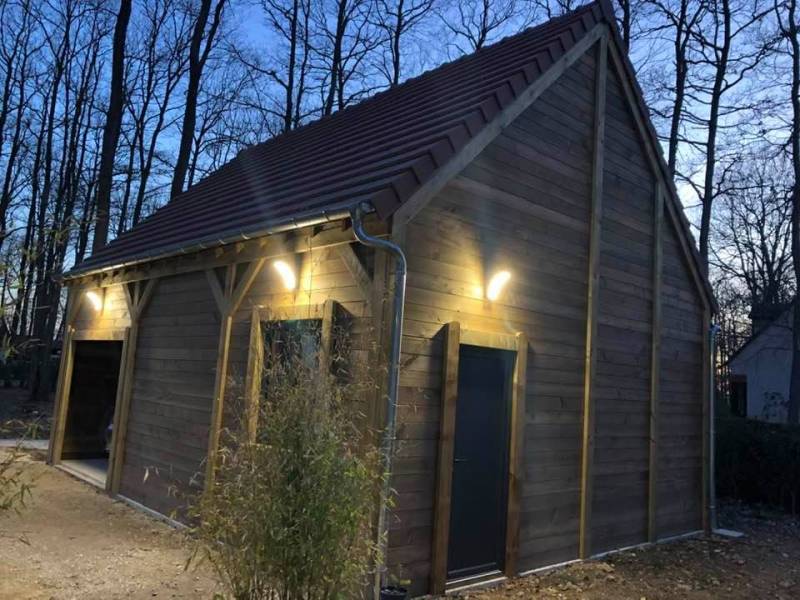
[447,344,513,580]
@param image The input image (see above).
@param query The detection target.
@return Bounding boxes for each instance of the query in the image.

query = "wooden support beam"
[205,259,265,487]
[244,306,263,443]
[319,298,336,370]
[430,322,460,595]
[70,219,388,289]
[336,244,373,315]
[107,327,131,492]
[108,278,160,495]
[579,34,607,560]
[48,287,84,464]
[648,182,664,543]
[504,331,528,577]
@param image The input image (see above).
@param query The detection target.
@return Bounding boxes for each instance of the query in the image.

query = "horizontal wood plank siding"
[72,284,131,337]
[119,272,216,516]
[391,54,596,593]
[391,44,707,594]
[656,216,705,537]
[589,59,654,555]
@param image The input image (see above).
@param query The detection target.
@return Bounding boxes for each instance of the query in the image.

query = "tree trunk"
[170,0,225,199]
[787,0,800,424]
[92,0,132,253]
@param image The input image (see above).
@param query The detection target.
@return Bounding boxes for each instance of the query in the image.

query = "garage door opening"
[60,341,123,488]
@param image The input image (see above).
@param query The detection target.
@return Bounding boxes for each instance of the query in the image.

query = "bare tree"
[643,0,706,176]
[315,0,381,116]
[119,0,190,233]
[170,0,225,199]
[711,148,795,314]
[688,0,772,270]
[92,0,132,252]
[438,0,523,54]
[373,0,437,87]
[775,0,800,423]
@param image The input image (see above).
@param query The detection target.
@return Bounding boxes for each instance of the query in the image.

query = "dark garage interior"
[60,341,123,486]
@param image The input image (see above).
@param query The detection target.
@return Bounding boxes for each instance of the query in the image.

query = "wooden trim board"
[504,331,528,577]
[392,24,608,229]
[48,287,84,464]
[430,323,528,591]
[648,182,664,542]
[431,322,461,594]
[109,278,160,494]
[579,34,607,560]
[204,260,266,486]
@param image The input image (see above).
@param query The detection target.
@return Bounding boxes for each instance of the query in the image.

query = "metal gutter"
[350,201,407,597]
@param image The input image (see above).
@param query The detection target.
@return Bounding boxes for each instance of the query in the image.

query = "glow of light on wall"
[273,260,297,291]
[85,290,103,312]
[486,270,511,302]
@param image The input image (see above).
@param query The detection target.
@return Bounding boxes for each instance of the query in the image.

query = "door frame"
[430,323,528,593]
[50,332,129,493]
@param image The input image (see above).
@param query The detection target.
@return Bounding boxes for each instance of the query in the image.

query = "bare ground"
[0,387,52,439]
[0,452,220,599]
[457,505,800,600]
[2,451,800,599]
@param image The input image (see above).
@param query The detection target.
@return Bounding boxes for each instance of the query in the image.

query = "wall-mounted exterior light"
[486,270,511,302]
[85,290,104,312]
[273,260,297,291]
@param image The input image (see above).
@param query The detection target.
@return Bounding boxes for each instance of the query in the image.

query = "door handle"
[454,458,467,463]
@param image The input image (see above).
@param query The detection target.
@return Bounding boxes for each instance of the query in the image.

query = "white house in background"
[728,308,793,422]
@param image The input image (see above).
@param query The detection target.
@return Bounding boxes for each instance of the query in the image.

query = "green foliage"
[188,332,382,600]
[716,417,800,514]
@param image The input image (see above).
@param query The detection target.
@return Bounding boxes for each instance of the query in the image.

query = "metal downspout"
[350,202,407,597]
[708,322,721,532]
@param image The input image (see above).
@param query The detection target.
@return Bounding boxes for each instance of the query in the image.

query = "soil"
[0,387,52,438]
[2,451,799,599]
[0,452,220,599]
[456,505,800,599]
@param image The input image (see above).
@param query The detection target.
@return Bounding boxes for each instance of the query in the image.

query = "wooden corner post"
[205,258,266,487]
[430,322,461,594]
[49,286,84,465]
[108,278,159,494]
[579,33,607,560]
[504,331,528,577]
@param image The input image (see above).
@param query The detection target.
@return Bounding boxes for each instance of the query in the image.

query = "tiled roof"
[75,2,607,274]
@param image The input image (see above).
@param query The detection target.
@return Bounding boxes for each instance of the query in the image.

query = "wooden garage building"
[49,1,715,595]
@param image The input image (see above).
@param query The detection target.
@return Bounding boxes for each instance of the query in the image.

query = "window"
[262,318,322,371]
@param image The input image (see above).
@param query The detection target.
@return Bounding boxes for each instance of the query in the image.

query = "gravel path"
[0,452,219,599]
[2,452,799,600]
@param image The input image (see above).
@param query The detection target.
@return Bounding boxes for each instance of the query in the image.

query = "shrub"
[189,332,382,600]
[716,416,800,514]
[0,422,37,514]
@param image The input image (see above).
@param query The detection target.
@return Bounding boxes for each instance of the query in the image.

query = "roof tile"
[75,1,605,274]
